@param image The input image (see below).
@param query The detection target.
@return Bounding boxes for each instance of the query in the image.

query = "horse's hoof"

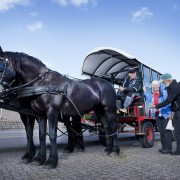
[43,162,58,169]
[109,152,119,157]
[43,164,57,169]
[63,147,74,153]
[76,147,85,153]
[31,160,41,166]
[77,149,84,153]
[21,153,34,164]
[103,151,110,156]
[63,149,74,153]
[32,154,46,165]
[21,158,31,164]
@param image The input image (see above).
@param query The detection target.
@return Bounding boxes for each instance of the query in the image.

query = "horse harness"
[0,57,83,118]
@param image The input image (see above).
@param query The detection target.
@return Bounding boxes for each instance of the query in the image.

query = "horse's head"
[0,47,50,93]
[0,47,16,90]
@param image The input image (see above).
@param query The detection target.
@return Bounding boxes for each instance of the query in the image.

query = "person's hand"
[168,114,173,120]
[119,86,124,92]
[143,85,146,93]
[149,104,156,109]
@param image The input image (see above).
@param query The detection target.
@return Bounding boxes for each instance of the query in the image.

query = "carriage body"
[0,47,162,149]
[82,47,163,148]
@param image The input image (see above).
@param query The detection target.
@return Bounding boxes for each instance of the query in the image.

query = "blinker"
[0,63,5,72]
[0,57,8,72]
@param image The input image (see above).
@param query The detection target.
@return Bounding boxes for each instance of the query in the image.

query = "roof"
[82,47,140,83]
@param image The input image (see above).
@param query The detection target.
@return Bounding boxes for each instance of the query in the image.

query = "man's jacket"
[122,76,141,93]
[156,79,180,112]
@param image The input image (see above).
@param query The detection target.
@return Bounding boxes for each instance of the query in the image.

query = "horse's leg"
[107,112,120,156]
[20,114,36,164]
[95,109,119,156]
[72,116,85,152]
[95,111,112,155]
[32,116,47,165]
[44,108,58,169]
[63,116,75,153]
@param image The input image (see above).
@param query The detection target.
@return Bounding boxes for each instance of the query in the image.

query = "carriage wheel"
[98,128,106,146]
[139,121,154,148]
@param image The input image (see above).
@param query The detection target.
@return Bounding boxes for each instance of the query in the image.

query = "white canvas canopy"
[82,47,140,84]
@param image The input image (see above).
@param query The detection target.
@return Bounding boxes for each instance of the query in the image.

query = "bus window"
[152,70,158,81]
[143,65,151,90]
[158,74,162,81]
[143,65,151,116]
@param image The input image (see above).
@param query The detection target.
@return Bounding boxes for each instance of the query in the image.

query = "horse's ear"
[0,46,3,57]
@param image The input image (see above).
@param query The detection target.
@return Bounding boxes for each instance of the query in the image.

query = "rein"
[0,56,83,119]
[3,72,83,119]
[57,122,118,138]
[5,69,49,94]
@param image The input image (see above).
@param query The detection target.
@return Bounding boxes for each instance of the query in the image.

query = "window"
[143,65,151,93]
[152,70,158,81]
[143,66,152,116]
[158,74,162,81]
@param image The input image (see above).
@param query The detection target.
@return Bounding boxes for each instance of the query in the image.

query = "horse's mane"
[3,51,82,82]
[4,51,46,68]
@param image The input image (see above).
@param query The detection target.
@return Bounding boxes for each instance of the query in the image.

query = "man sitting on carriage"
[116,67,141,113]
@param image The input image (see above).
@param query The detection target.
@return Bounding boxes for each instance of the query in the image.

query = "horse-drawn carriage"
[0,46,162,168]
[82,47,162,148]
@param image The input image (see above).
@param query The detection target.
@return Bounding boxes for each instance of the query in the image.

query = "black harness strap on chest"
[17,85,63,98]
[17,85,83,118]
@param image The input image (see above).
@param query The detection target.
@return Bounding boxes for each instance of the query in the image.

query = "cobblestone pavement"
[0,130,180,180]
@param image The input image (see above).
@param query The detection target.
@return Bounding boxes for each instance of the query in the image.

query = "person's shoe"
[119,108,127,113]
[117,110,121,114]
[170,150,180,156]
[160,149,172,154]
[159,148,163,153]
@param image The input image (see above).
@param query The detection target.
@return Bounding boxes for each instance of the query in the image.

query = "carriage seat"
[132,95,142,103]
[128,95,145,116]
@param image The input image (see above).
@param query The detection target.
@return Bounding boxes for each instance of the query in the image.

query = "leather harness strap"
[17,85,63,98]
[17,85,83,118]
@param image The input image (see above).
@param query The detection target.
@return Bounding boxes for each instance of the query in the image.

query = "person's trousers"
[156,116,172,151]
[116,92,136,109]
[173,110,180,152]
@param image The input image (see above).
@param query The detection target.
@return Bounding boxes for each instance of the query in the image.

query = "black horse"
[0,48,119,168]
[0,47,85,162]
[0,49,84,165]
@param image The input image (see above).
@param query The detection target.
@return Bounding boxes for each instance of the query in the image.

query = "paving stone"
[0,130,180,180]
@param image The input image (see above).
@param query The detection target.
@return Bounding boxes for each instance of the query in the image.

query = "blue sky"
[0,0,180,80]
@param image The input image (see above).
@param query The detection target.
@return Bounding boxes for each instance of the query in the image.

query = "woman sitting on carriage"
[116,67,141,114]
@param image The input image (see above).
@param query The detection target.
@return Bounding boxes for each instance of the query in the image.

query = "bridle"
[0,57,83,118]
[0,56,50,98]
[0,57,15,90]
[0,57,8,82]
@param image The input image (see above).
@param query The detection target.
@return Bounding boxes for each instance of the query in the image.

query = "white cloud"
[71,0,88,6]
[53,0,67,6]
[53,0,97,7]
[132,7,153,23]
[0,0,29,12]
[27,21,44,32]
